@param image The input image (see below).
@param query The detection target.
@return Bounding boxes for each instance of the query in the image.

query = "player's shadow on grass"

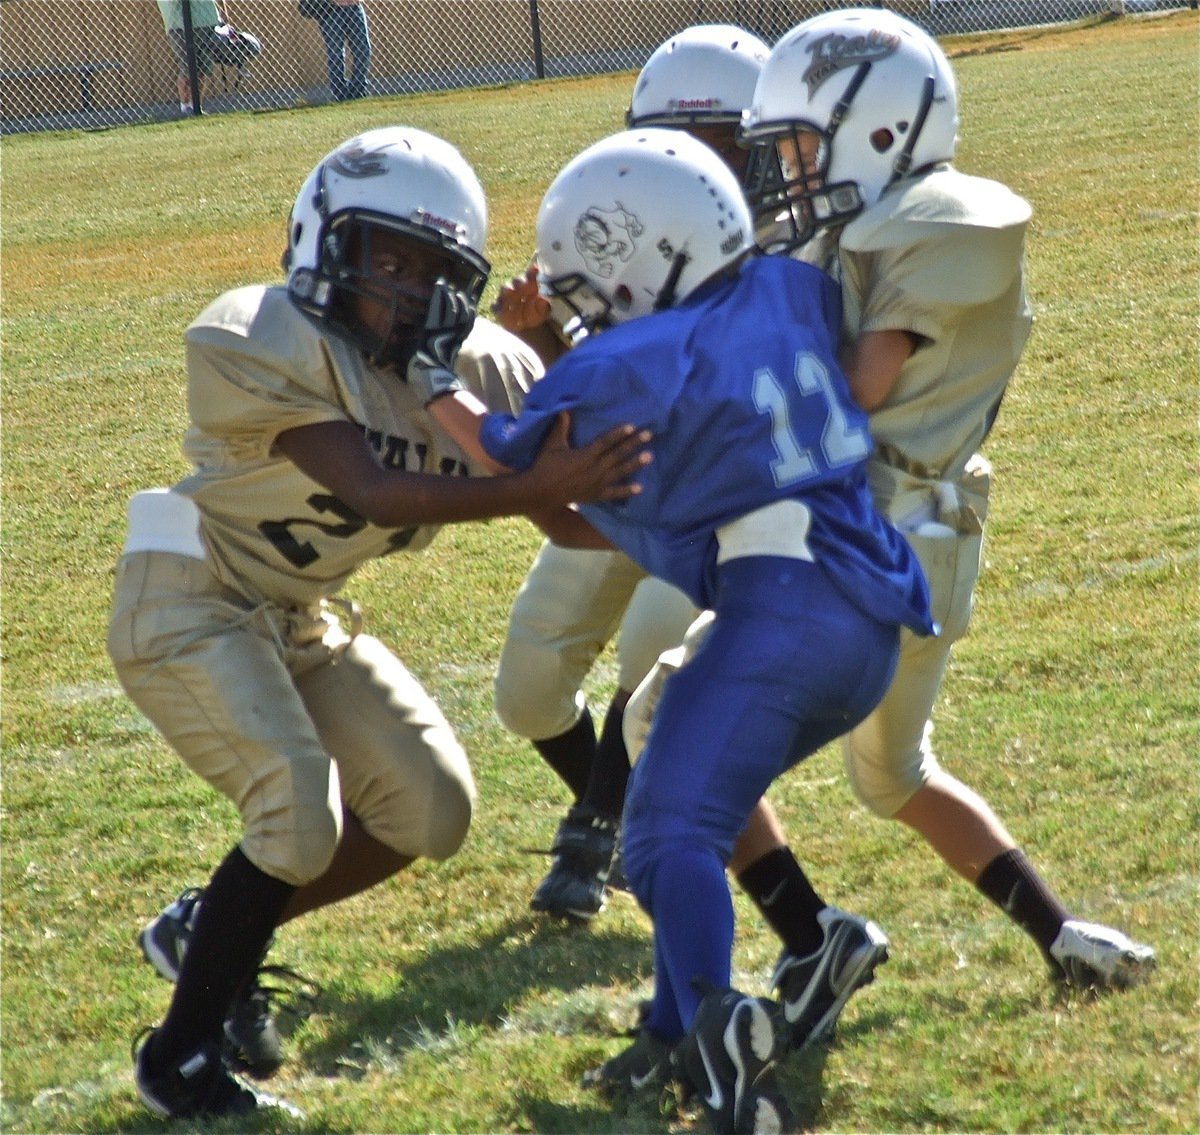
[520,1092,685,1135]
[299,912,655,1075]
[517,1034,839,1134]
[294,909,856,1133]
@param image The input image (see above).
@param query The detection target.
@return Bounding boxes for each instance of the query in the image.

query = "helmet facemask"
[539,270,614,344]
[290,199,488,371]
[628,113,750,180]
[324,216,486,370]
[741,57,883,253]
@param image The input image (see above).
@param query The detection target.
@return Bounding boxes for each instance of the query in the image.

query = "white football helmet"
[284,126,490,368]
[627,24,768,178]
[740,8,959,251]
[627,24,768,127]
[535,128,753,333]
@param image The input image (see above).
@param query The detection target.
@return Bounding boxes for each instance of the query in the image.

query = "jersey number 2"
[752,352,869,487]
[260,494,416,568]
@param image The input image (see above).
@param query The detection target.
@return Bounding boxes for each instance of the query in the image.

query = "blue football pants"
[620,556,901,1040]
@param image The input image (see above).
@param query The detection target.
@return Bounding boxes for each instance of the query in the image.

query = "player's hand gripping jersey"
[175,286,535,606]
[482,256,933,636]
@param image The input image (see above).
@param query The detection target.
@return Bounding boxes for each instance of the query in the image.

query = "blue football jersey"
[481,256,933,634]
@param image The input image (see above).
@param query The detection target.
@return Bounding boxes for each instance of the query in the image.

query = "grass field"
[3,10,1197,1134]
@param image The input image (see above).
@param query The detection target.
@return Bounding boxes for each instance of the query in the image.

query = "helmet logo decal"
[412,207,465,239]
[574,203,644,278]
[329,139,389,179]
[802,30,900,96]
[669,97,723,113]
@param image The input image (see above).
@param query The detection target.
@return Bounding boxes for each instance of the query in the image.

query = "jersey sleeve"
[454,317,542,415]
[480,347,648,471]
[184,285,350,459]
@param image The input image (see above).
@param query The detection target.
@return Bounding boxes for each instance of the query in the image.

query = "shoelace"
[242,964,321,1023]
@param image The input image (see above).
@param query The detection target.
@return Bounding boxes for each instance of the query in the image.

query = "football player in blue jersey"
[421,128,935,1135]
[491,27,898,1054]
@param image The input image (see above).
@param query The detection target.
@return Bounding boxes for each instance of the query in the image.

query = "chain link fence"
[0,0,1188,135]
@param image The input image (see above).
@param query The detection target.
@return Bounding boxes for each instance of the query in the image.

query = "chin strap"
[653,250,691,312]
[887,74,936,186]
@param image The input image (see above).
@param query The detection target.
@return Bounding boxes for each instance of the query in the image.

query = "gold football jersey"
[174,285,540,606]
[806,166,1033,483]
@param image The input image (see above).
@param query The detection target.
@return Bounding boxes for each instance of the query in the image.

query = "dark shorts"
[167,26,217,76]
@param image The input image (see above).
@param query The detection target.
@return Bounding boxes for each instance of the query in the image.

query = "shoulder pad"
[843,168,1032,252]
[188,284,335,368]
[185,284,356,420]
[841,170,1031,306]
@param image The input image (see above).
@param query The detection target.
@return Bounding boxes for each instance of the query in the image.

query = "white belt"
[715,499,814,565]
[873,454,991,538]
[123,488,206,559]
[891,485,961,538]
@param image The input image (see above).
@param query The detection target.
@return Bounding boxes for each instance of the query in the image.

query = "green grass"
[3,11,1198,1133]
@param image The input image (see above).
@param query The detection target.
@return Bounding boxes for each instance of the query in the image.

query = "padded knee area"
[413,751,475,861]
[843,719,940,819]
[241,754,343,885]
[493,636,587,740]
[352,732,476,862]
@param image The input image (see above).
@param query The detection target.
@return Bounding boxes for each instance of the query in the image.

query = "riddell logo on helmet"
[668,97,722,112]
[412,208,464,238]
[720,229,745,255]
[802,30,900,96]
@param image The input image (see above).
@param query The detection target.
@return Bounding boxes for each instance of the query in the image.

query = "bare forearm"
[276,412,650,533]
[276,418,544,527]
[354,467,551,528]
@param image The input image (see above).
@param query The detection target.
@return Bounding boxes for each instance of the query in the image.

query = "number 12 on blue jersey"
[753,352,871,488]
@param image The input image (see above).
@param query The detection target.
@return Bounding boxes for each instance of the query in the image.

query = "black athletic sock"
[736,846,827,957]
[580,696,631,819]
[150,845,295,1070]
[532,706,595,802]
[975,847,1071,959]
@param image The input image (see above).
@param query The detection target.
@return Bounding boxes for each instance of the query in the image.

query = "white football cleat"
[1049,919,1156,989]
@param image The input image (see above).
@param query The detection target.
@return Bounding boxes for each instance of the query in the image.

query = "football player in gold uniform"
[491,24,769,923]
[111,126,648,1120]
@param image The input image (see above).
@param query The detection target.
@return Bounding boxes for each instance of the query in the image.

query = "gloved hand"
[405,278,476,405]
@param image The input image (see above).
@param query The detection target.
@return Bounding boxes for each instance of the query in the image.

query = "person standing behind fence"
[157,0,226,116]
[303,0,371,101]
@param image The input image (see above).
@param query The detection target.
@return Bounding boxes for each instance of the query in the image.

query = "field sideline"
[3,11,1197,1134]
